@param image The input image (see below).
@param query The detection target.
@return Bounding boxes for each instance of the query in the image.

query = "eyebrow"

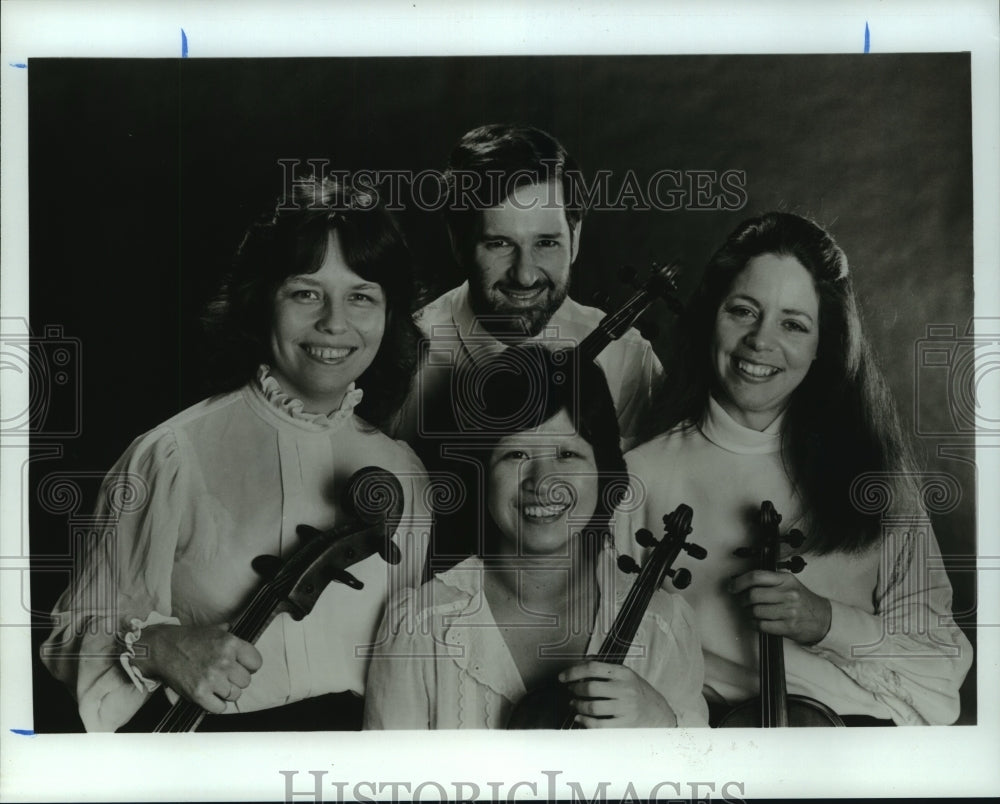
[727,294,816,324]
[285,275,382,291]
[478,230,565,240]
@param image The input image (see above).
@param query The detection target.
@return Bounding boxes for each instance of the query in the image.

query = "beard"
[467,278,569,342]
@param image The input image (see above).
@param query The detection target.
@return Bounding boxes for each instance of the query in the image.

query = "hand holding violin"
[729,570,832,645]
[133,623,263,713]
[559,660,678,728]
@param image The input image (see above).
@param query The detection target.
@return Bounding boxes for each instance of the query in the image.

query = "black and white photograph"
[2,2,998,801]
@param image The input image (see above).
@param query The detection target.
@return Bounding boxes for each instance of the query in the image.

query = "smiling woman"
[617,212,972,726]
[711,253,820,431]
[41,176,431,732]
[363,344,708,729]
[269,233,387,413]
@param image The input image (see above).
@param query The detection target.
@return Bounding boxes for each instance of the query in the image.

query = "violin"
[151,466,404,732]
[506,504,706,729]
[716,501,844,728]
[576,261,683,365]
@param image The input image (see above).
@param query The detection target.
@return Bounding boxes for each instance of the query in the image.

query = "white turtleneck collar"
[698,395,784,455]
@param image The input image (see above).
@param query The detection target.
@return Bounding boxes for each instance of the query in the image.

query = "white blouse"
[41,368,431,732]
[363,547,709,729]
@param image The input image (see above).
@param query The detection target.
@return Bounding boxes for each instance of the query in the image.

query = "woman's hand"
[728,570,832,645]
[132,624,263,713]
[559,661,678,728]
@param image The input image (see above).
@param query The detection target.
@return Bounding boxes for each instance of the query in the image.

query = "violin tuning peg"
[251,554,282,580]
[617,554,641,575]
[780,555,807,574]
[296,524,324,541]
[784,528,805,549]
[329,568,364,591]
[379,540,402,565]
[732,546,754,559]
[669,567,692,590]
[634,528,658,548]
[683,542,707,560]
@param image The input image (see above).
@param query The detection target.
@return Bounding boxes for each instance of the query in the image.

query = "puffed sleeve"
[633,592,710,727]
[806,524,973,725]
[613,337,665,453]
[362,587,435,730]
[39,426,187,732]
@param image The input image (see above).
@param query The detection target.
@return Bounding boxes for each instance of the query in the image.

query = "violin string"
[155,585,283,733]
[579,291,649,362]
[600,530,683,663]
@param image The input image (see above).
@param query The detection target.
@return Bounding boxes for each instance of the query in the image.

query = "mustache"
[494,280,552,292]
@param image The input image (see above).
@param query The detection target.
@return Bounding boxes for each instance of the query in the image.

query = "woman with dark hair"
[617,212,972,725]
[42,176,430,732]
[364,344,707,729]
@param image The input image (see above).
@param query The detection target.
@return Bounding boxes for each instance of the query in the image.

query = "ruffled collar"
[252,365,363,431]
[699,394,783,455]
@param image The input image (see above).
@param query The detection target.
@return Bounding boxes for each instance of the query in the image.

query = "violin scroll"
[621,260,683,313]
[342,466,404,565]
[626,503,706,590]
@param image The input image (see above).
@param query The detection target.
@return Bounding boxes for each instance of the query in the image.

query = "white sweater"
[613,396,972,725]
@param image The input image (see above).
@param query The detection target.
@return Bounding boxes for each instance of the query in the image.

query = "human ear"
[569,221,583,264]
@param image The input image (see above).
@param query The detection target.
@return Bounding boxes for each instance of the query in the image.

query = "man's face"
[464,180,580,340]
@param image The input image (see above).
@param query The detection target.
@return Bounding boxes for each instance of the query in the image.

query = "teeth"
[306,346,353,360]
[503,288,543,299]
[737,359,780,378]
[523,503,568,518]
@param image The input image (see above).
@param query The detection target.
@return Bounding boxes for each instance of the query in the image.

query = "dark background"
[27,55,975,730]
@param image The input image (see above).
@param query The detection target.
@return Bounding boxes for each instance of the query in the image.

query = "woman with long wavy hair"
[617,212,972,726]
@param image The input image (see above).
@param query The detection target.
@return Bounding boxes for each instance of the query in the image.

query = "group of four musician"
[42,123,972,732]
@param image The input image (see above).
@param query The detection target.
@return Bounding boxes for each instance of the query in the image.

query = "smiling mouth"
[521,502,570,522]
[498,285,547,306]
[734,357,782,379]
[303,345,356,363]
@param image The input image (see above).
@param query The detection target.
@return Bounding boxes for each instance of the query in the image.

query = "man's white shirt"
[391,281,664,452]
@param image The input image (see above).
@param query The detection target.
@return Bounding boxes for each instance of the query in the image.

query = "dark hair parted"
[202,176,421,428]
[468,343,628,545]
[656,211,915,554]
[442,123,586,252]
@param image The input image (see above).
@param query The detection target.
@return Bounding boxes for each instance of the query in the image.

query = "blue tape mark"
[181,29,189,58]
[9,63,27,68]
[11,729,35,736]
[864,22,870,53]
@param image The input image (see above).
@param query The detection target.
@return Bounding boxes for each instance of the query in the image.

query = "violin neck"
[577,330,609,367]
[153,582,284,733]
[594,552,670,665]
[228,582,284,644]
[578,288,653,365]
[759,631,789,727]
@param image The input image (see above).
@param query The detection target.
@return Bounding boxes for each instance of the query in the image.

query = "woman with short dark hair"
[364,344,708,729]
[42,176,431,732]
